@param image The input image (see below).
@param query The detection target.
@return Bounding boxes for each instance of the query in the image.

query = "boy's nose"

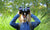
[23,13,26,18]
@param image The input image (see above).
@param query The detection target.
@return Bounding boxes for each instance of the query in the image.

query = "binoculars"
[19,7,30,16]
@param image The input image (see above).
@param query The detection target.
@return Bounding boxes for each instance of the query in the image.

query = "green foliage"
[0,0,50,30]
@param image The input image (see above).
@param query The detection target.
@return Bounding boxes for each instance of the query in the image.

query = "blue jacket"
[10,14,41,30]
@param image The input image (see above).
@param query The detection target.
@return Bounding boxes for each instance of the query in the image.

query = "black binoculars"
[19,7,30,16]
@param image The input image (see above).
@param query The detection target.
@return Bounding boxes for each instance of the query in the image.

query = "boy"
[10,7,41,30]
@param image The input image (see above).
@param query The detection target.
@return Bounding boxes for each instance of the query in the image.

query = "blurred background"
[0,0,50,30]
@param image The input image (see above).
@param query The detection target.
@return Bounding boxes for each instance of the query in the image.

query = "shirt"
[10,14,41,30]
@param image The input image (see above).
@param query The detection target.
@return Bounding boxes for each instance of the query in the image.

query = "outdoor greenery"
[0,0,50,30]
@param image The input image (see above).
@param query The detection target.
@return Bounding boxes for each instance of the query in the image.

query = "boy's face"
[19,7,31,22]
